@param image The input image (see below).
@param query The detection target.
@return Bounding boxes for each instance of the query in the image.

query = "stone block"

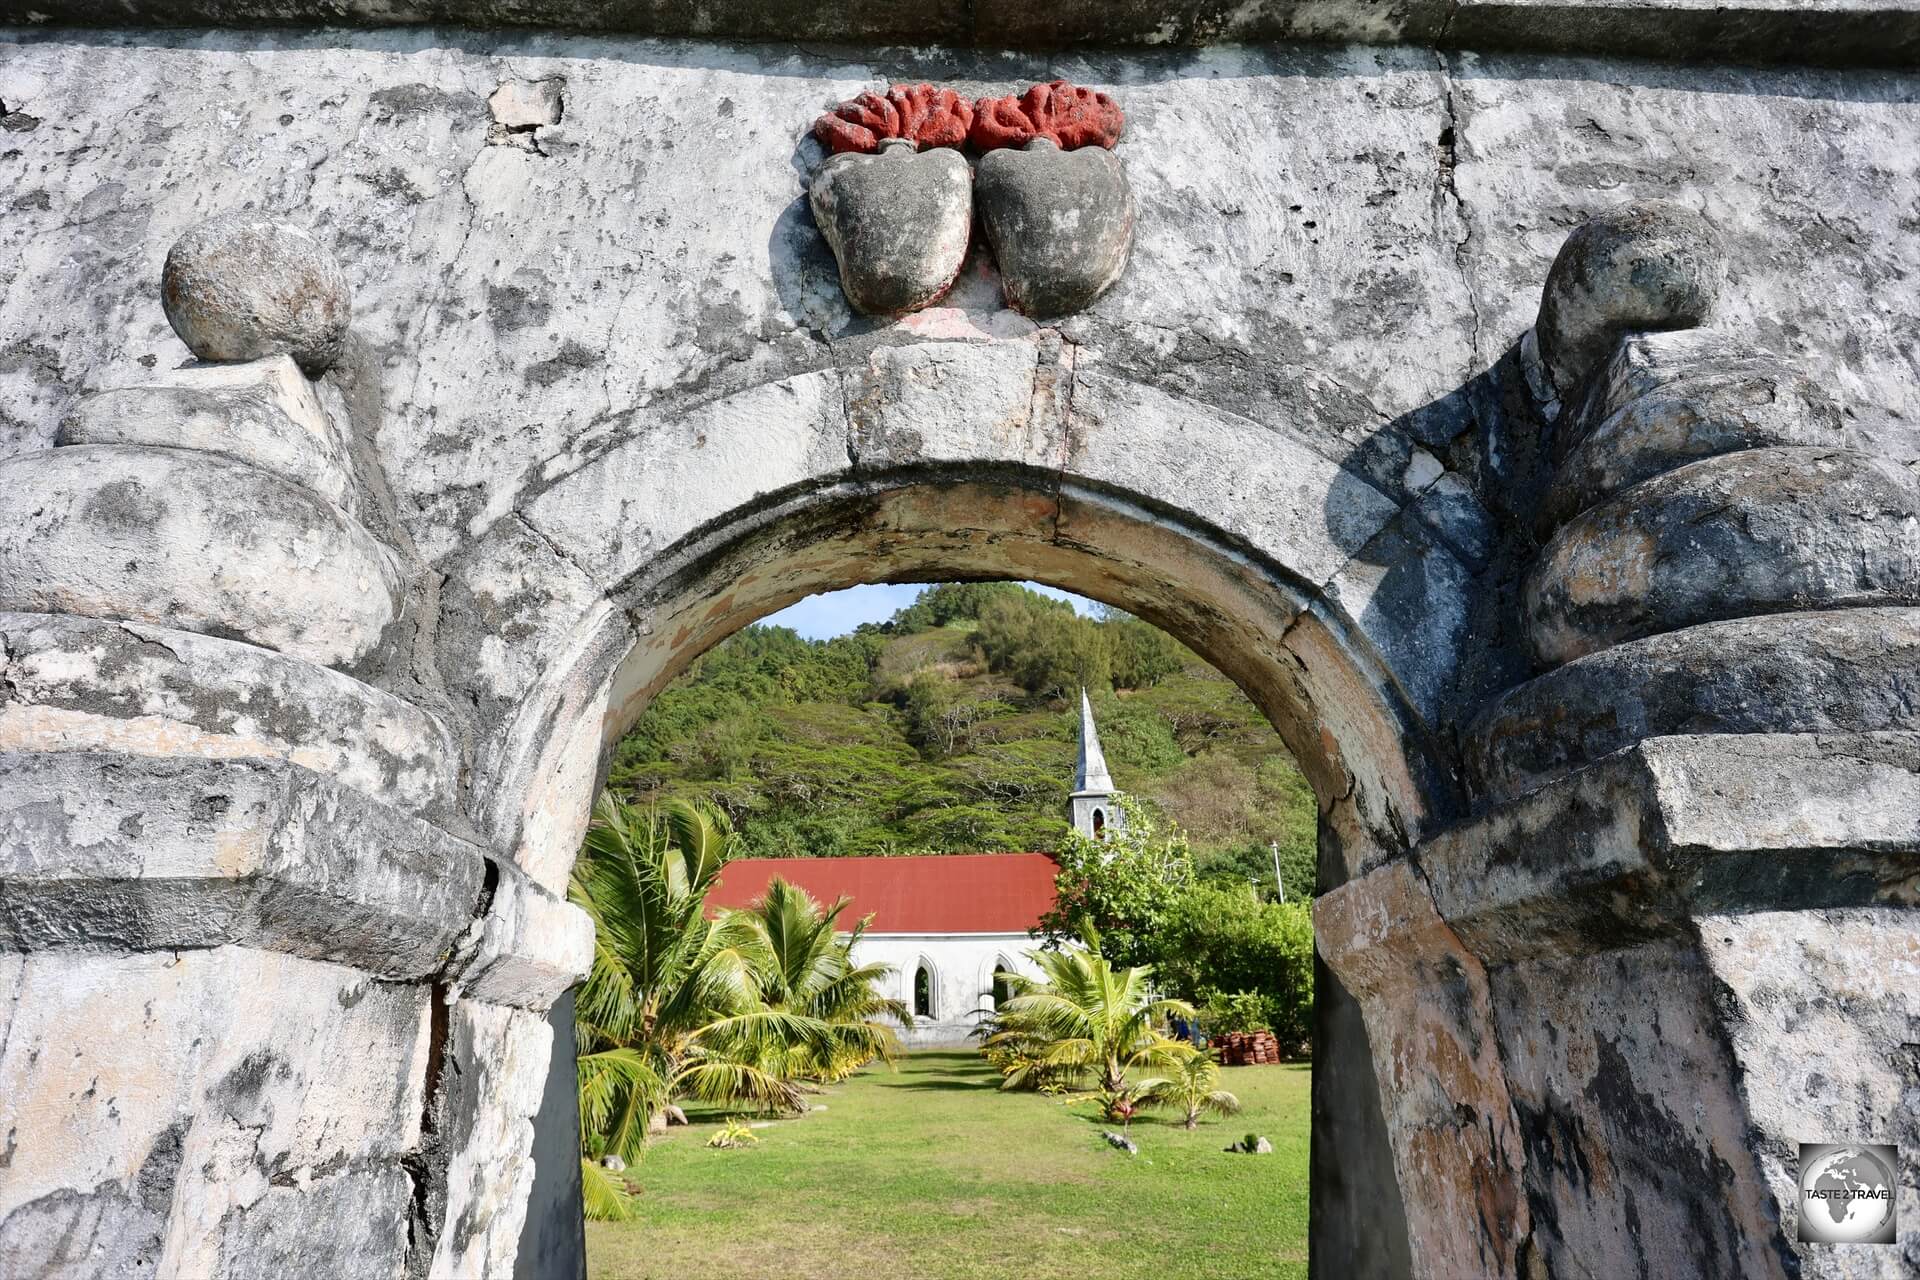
[1330,738,1920,1280]
[0,753,485,977]
[1063,372,1404,590]
[0,612,459,820]
[1697,909,1920,1271]
[426,999,554,1280]
[1312,859,1530,1279]
[474,641,620,893]
[1525,447,1920,667]
[521,371,849,590]
[208,1166,412,1278]
[434,513,614,723]
[0,946,431,1277]
[1484,939,1793,1278]
[489,77,564,130]
[1540,332,1847,531]
[845,338,1063,474]
[1318,506,1474,729]
[0,445,402,670]
[1470,608,1920,802]
[444,861,595,1011]
[1424,733,1920,959]
[59,355,358,512]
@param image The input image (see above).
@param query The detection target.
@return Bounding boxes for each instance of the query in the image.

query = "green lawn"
[586,1050,1310,1280]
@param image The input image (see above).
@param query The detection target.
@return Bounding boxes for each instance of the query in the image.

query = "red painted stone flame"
[970,80,1125,151]
[812,83,976,155]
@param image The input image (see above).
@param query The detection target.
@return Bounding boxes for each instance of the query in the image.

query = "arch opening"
[478,464,1458,900]
[491,458,1443,1279]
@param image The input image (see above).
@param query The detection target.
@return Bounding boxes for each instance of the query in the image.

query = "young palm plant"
[985,927,1193,1122]
[1140,1048,1243,1129]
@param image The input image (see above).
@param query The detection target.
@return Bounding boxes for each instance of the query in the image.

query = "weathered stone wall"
[1,20,1916,1279]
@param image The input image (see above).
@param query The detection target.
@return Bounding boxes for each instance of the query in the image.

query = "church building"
[704,691,1120,1046]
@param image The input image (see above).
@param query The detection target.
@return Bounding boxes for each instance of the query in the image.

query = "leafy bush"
[1139,1048,1243,1129]
[707,1119,760,1149]
[1150,883,1315,1054]
[983,932,1192,1121]
[1198,990,1279,1036]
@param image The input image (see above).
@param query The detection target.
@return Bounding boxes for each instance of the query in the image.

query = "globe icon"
[1800,1146,1896,1243]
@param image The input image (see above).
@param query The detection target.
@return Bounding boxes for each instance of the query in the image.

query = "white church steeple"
[1069,688,1121,839]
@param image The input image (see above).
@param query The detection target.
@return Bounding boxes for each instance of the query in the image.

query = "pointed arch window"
[991,958,1013,1010]
[1091,807,1106,838]
[914,962,936,1019]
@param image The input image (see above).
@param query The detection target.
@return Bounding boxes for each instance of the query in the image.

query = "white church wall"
[850,932,1045,1048]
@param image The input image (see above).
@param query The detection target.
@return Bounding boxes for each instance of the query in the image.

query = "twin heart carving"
[806,82,1134,319]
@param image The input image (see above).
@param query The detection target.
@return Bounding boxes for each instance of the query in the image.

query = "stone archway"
[436,345,1475,1274]
[2,28,1917,1280]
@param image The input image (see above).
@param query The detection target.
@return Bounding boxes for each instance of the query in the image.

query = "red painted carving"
[813,84,976,155]
[969,80,1125,151]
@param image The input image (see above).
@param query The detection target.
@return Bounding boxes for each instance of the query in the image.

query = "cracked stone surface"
[0,444,404,670]
[0,945,433,1278]
[2,25,1919,1280]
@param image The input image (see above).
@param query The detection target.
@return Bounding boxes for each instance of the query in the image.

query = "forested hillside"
[606,584,1318,896]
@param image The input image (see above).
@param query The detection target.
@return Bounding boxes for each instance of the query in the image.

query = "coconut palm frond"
[979,935,1192,1120]
[579,1156,636,1222]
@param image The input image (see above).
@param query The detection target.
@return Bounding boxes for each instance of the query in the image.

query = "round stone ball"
[161,212,352,374]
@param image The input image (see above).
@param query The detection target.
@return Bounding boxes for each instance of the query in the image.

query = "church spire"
[1074,687,1113,793]
[1070,688,1121,839]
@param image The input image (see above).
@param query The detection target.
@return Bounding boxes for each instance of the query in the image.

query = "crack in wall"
[1433,51,1485,382]
[507,509,600,598]
[835,361,859,470]
[1036,328,1078,550]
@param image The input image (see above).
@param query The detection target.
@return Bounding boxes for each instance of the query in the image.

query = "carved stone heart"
[808,139,972,318]
[976,138,1134,318]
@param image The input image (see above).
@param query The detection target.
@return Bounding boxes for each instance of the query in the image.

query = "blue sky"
[762,583,1099,640]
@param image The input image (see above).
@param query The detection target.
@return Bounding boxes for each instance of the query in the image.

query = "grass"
[586,1050,1310,1280]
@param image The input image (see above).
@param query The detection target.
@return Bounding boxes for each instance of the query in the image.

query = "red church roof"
[706,852,1058,934]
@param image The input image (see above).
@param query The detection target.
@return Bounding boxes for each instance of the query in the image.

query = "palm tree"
[1140,1048,1243,1129]
[713,878,909,1086]
[569,796,914,1219]
[569,794,799,1217]
[985,928,1193,1122]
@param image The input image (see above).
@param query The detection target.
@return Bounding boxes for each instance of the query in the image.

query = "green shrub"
[1199,990,1279,1036]
[1151,883,1315,1055]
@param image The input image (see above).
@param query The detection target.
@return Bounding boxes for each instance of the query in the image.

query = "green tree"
[888,581,1037,632]
[1036,795,1195,969]
[1104,614,1188,689]
[986,929,1193,1122]
[975,594,1111,698]
[1096,698,1185,773]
